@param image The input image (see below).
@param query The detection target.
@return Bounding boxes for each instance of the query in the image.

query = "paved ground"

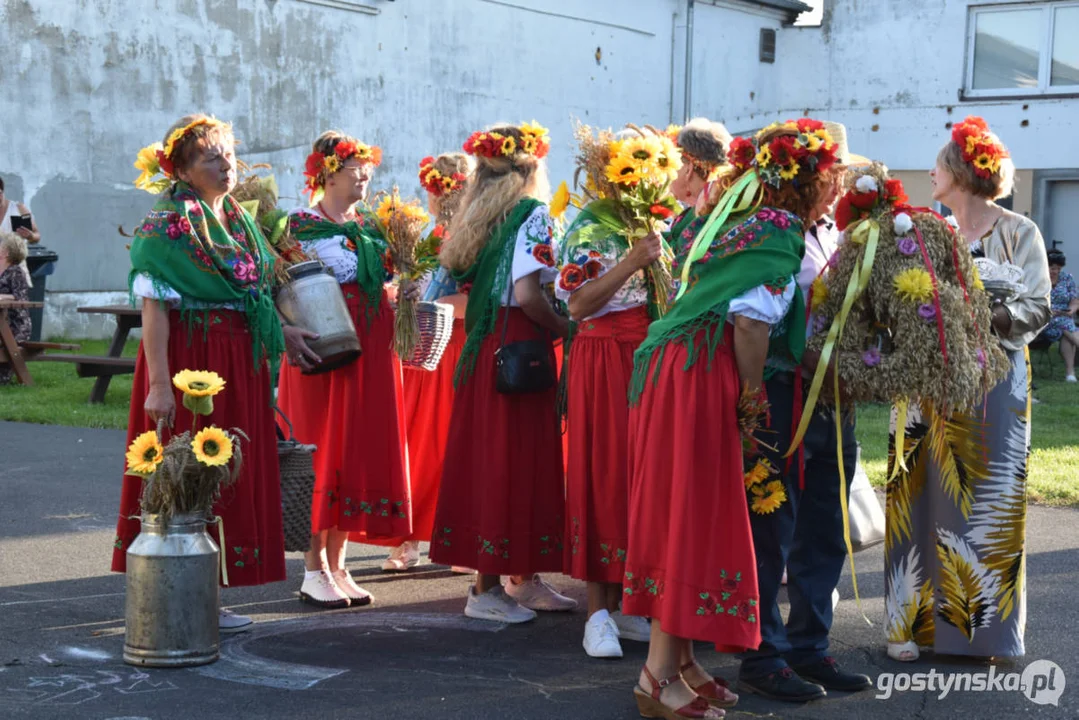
[0,419,1076,719]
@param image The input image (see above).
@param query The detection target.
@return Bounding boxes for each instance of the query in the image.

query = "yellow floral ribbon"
[786,217,880,626]
[675,171,761,302]
[214,515,230,587]
[890,400,909,481]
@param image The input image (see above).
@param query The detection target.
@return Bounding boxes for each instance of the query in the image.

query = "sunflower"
[521,134,538,155]
[743,459,771,490]
[550,181,570,220]
[810,276,829,311]
[500,135,517,156]
[750,481,787,514]
[134,143,165,190]
[173,370,226,397]
[974,154,994,172]
[803,133,823,152]
[893,267,934,303]
[755,145,773,167]
[192,426,234,467]
[323,154,342,174]
[126,430,164,476]
[618,136,661,164]
[778,161,801,181]
[605,155,643,186]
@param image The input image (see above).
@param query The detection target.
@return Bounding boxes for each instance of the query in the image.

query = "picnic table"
[35,305,140,403]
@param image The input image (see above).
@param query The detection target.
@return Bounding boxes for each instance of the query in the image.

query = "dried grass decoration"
[230,163,296,281]
[803,163,1009,416]
[125,370,244,526]
[373,187,432,359]
[571,121,682,316]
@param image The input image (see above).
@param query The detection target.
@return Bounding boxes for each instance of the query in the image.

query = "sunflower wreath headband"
[951,116,1009,179]
[462,121,551,160]
[303,139,383,202]
[726,118,839,188]
[418,156,467,197]
[133,117,231,194]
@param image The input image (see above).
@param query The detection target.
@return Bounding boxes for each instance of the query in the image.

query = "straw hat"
[822,121,870,166]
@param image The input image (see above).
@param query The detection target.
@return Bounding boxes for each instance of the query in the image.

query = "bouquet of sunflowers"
[373,187,432,359]
[571,122,682,315]
[125,370,244,523]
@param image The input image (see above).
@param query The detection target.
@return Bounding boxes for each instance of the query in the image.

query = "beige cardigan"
[981,209,1052,352]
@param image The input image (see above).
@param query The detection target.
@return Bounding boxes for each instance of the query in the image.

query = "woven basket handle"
[274,405,297,443]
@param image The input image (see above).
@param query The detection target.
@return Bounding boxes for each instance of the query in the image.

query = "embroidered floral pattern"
[624,571,665,598]
[555,218,648,307]
[694,569,756,622]
[571,517,581,556]
[538,533,563,556]
[433,526,452,547]
[671,209,800,276]
[599,542,628,566]
[232,545,262,569]
[519,206,557,268]
[477,535,510,559]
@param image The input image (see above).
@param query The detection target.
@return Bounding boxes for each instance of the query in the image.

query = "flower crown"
[951,116,1009,179]
[835,172,910,233]
[303,139,382,199]
[463,121,550,160]
[133,117,231,194]
[727,118,839,188]
[418,156,467,197]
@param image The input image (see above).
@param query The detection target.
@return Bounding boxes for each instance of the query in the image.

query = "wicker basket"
[275,407,316,553]
[401,301,455,371]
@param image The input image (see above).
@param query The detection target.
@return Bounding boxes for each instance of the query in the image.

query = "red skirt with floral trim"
[111,309,286,588]
[623,324,761,653]
[379,317,467,544]
[564,306,650,584]
[429,308,565,575]
[276,284,411,542]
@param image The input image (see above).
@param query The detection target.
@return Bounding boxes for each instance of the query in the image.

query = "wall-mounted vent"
[759,28,776,64]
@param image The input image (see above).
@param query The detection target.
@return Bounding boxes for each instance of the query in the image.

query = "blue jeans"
[738,373,856,678]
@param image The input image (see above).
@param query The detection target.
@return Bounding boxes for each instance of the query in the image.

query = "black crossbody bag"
[494,306,556,395]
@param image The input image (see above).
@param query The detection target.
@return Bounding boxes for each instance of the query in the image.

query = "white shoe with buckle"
[464,585,536,624]
[504,574,578,612]
[382,541,421,572]
[219,608,253,633]
[299,571,351,609]
[583,609,623,658]
[610,610,651,642]
[332,568,373,606]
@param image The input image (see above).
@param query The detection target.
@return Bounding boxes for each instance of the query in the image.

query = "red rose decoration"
[849,191,878,210]
[157,148,175,177]
[835,194,855,232]
[649,204,674,220]
[884,178,909,206]
[584,260,604,279]
[532,244,555,267]
[335,141,358,159]
[796,118,825,133]
[305,152,325,176]
[559,264,585,291]
[721,577,739,592]
[729,137,756,169]
[770,136,797,165]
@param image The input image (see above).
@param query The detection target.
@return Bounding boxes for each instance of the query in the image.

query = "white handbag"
[849,445,886,552]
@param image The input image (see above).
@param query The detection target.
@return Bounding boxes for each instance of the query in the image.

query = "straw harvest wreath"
[804,163,1009,414]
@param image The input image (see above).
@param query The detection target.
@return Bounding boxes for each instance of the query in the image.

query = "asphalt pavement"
[0,420,1076,719]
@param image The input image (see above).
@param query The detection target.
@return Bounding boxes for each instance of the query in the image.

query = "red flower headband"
[835,174,910,232]
[951,116,1009,179]
[418,156,467,197]
[727,118,839,188]
[303,139,382,198]
[463,121,550,160]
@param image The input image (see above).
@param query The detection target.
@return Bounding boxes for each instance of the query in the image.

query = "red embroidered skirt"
[276,285,411,542]
[111,309,286,588]
[429,308,565,575]
[623,325,761,653]
[385,317,467,543]
[564,306,650,584]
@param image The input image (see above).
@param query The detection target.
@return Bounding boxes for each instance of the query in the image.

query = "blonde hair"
[163,113,234,176]
[428,152,475,226]
[937,138,1015,200]
[0,231,28,266]
[441,125,550,272]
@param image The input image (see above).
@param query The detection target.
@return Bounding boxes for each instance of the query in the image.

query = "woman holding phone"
[0,175,42,286]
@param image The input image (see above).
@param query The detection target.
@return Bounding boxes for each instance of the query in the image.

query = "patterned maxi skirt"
[884,347,1029,657]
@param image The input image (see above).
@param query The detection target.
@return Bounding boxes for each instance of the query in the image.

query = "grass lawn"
[2,337,1076,505]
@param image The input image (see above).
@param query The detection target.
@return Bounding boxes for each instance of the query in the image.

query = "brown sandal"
[679,662,739,709]
[633,665,723,719]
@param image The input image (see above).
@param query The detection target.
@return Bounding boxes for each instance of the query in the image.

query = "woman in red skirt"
[430,122,576,623]
[113,114,288,633]
[276,131,413,609]
[624,119,841,719]
[381,153,473,572]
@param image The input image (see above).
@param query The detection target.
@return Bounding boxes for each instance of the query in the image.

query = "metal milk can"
[123,513,220,667]
[275,260,362,374]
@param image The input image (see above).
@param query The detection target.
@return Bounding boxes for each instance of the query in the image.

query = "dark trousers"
[739,373,856,678]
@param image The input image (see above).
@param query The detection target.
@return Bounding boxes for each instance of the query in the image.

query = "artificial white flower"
[894,212,913,236]
[855,175,879,194]
[945,215,959,230]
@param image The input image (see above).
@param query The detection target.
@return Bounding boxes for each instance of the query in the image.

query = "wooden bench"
[60,305,143,403]
[35,353,136,378]
[0,300,46,386]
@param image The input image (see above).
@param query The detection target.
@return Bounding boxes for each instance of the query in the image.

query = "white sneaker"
[332,568,373,607]
[610,610,651,642]
[583,609,623,658]
[504,574,578,612]
[1066,375,1077,383]
[299,571,351,609]
[464,585,537,624]
[382,541,421,572]
[832,588,840,610]
[218,608,253,633]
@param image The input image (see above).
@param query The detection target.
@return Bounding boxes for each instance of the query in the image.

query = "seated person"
[0,231,31,383]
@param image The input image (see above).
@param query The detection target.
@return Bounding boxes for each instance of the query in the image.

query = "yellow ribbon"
[675,171,761,302]
[214,515,230,587]
[889,399,909,481]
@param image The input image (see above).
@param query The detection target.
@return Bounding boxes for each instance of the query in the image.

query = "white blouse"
[502,205,559,307]
[554,215,648,320]
[288,207,359,285]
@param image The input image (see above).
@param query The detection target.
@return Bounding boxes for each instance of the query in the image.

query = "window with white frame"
[965,1,1079,96]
